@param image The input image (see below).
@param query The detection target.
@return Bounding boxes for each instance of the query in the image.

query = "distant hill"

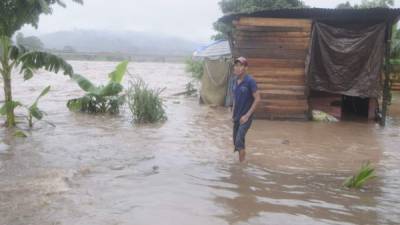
[39,30,201,56]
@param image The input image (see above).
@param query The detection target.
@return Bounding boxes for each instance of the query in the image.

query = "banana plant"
[67,61,128,114]
[0,35,73,127]
[0,85,53,128]
[1,0,82,128]
[26,85,51,127]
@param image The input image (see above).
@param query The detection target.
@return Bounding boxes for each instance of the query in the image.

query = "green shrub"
[127,78,167,123]
[185,57,204,80]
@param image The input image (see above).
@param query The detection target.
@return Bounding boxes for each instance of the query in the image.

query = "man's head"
[234,56,248,77]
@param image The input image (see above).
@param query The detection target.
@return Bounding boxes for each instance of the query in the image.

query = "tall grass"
[127,78,167,123]
[344,161,377,189]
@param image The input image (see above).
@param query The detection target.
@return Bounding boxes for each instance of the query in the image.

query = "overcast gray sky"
[21,0,400,43]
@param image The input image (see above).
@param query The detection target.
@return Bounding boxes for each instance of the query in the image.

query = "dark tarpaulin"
[309,22,387,98]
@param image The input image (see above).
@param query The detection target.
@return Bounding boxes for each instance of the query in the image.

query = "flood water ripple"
[0,61,399,225]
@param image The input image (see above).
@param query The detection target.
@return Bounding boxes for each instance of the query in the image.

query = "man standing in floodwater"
[232,57,260,162]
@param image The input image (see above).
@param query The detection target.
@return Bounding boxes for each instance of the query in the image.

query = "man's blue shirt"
[233,75,257,122]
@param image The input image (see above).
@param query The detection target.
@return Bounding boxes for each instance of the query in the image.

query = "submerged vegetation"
[344,162,377,189]
[183,57,202,97]
[0,36,74,127]
[185,82,197,96]
[0,84,53,128]
[67,61,128,114]
[26,86,51,127]
[127,78,167,123]
[66,60,168,124]
[185,57,203,81]
[0,0,82,128]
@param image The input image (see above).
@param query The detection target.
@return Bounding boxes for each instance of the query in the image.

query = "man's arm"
[247,90,260,116]
[240,90,260,124]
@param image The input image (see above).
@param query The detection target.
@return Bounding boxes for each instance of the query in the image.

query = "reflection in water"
[213,165,380,225]
[0,61,399,225]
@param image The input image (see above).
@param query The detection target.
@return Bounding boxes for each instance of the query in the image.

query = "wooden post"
[369,98,378,120]
[381,22,393,126]
[227,21,236,59]
[225,26,236,108]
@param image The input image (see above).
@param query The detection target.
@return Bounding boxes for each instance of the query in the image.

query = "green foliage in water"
[1,0,82,128]
[127,78,167,123]
[1,36,74,127]
[0,85,52,127]
[26,86,51,127]
[344,162,377,189]
[185,81,197,96]
[185,58,203,80]
[67,61,128,114]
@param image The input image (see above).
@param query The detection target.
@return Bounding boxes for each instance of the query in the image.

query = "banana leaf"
[27,86,50,121]
[108,60,128,83]
[71,74,100,95]
[99,82,123,96]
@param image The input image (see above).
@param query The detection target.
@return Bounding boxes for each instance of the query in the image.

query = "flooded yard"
[0,61,399,225]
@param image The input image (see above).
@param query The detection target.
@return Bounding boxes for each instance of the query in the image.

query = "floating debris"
[312,110,339,122]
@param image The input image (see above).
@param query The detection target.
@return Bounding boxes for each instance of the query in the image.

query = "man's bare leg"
[239,149,246,162]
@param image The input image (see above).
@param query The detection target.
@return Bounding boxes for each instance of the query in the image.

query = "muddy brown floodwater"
[0,61,399,225]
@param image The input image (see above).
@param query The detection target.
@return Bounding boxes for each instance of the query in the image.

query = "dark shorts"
[233,117,253,152]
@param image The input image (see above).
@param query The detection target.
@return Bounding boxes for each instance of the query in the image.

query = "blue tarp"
[193,40,231,59]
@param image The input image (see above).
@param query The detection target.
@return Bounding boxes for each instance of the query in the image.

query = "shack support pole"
[381,22,393,127]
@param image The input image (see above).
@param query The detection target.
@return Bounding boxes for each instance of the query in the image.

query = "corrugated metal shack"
[220,8,400,123]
